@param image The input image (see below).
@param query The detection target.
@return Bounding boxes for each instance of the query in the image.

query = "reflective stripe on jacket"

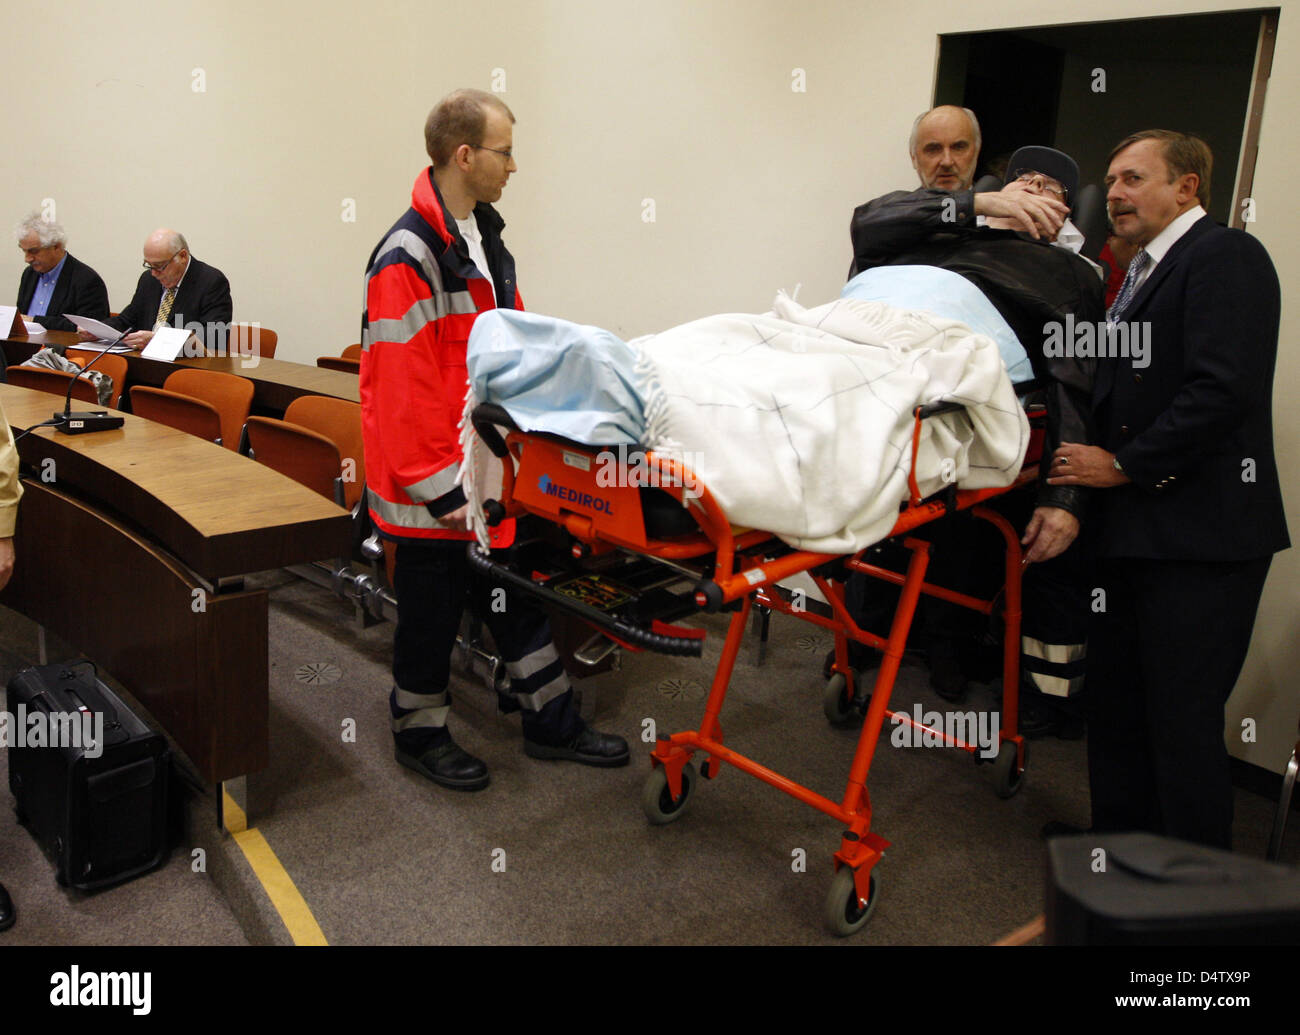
[361,168,521,541]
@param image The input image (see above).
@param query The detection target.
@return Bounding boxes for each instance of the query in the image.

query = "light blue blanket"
[842,266,1034,383]
[466,309,646,445]
[467,270,1034,448]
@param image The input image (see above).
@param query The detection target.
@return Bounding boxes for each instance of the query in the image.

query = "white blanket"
[630,292,1029,554]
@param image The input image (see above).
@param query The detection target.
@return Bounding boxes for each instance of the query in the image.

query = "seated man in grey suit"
[14,214,110,333]
[89,228,232,351]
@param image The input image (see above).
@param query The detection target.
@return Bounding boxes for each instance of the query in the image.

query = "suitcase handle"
[58,665,123,730]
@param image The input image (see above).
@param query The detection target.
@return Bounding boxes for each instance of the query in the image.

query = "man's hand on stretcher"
[1022,442,1134,563]
[1046,443,1131,489]
[1021,506,1079,565]
[975,189,1069,241]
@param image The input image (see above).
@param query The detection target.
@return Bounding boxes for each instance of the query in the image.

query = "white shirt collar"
[1054,218,1084,254]
[455,213,480,241]
[1143,205,1205,267]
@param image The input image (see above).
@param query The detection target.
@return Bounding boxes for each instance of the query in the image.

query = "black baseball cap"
[1004,146,1080,213]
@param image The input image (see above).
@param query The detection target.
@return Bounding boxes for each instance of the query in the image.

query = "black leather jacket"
[849,188,1102,517]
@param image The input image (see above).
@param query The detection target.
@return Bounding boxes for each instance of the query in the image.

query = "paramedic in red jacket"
[361,89,628,791]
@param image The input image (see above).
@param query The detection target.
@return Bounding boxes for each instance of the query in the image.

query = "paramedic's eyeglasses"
[143,252,180,272]
[1013,170,1068,201]
[473,145,513,160]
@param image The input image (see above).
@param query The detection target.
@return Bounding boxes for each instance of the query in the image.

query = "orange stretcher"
[468,393,1044,936]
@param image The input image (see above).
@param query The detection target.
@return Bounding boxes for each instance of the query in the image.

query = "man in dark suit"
[90,228,231,351]
[14,215,110,333]
[1049,130,1289,849]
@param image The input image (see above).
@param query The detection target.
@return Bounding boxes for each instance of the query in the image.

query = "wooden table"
[0,383,352,783]
[2,330,360,413]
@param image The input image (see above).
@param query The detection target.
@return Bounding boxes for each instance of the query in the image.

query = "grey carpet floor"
[0,571,1294,946]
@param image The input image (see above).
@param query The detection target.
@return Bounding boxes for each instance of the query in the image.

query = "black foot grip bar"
[466,543,705,657]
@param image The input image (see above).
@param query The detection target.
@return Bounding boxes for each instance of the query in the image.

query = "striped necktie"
[154,287,177,330]
[1106,249,1149,325]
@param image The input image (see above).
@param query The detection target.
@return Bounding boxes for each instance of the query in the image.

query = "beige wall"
[4,0,1296,771]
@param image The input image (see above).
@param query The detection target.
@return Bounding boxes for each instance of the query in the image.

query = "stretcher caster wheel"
[825,867,878,937]
[642,762,697,825]
[823,673,858,727]
[993,740,1025,799]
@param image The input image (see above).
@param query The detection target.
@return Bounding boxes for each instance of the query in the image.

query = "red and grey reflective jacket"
[360,169,522,542]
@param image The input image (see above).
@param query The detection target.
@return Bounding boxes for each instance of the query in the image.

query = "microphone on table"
[53,330,129,435]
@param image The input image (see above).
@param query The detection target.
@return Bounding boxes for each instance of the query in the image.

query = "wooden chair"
[129,386,223,444]
[245,419,343,503]
[246,395,364,510]
[316,356,361,374]
[66,349,128,408]
[162,368,254,452]
[342,344,362,359]
[284,395,365,509]
[7,366,99,404]
[227,323,278,360]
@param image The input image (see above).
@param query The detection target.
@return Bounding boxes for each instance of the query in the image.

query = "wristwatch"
[1113,456,1124,473]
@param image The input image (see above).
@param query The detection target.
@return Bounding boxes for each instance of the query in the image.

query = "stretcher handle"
[914,378,1042,420]
[465,544,705,658]
[471,403,516,458]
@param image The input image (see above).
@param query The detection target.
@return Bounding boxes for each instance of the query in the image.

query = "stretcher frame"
[468,393,1041,936]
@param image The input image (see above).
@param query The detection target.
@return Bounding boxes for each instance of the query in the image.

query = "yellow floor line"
[222,790,328,946]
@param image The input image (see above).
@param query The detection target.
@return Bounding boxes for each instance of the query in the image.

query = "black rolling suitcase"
[6,661,170,890]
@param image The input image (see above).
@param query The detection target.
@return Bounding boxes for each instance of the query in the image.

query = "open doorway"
[935,10,1278,235]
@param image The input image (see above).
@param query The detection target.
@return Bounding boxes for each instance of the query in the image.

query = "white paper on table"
[63,313,122,342]
[22,321,45,335]
[141,326,194,362]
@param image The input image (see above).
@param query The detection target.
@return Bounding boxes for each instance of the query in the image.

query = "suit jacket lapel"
[1094,214,1214,408]
[172,258,199,327]
[1119,214,1214,322]
[17,268,35,312]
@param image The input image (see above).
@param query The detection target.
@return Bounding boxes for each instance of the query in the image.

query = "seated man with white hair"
[14,213,110,333]
[96,228,232,351]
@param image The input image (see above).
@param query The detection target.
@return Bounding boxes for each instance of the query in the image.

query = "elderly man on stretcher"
[459,150,1101,570]
[848,144,1102,564]
[840,145,1103,717]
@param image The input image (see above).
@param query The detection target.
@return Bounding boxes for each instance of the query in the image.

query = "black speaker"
[1046,832,1300,944]
[6,662,170,890]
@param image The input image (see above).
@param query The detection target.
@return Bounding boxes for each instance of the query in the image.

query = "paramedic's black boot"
[525,724,630,767]
[395,731,490,791]
[525,691,631,764]
[0,881,14,933]
[522,690,629,767]
[1018,694,1060,739]
[928,638,968,703]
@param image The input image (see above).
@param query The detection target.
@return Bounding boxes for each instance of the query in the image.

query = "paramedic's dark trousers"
[1084,556,1271,850]
[389,539,582,749]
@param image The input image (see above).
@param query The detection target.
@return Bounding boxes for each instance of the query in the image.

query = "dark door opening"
[935,10,1278,231]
